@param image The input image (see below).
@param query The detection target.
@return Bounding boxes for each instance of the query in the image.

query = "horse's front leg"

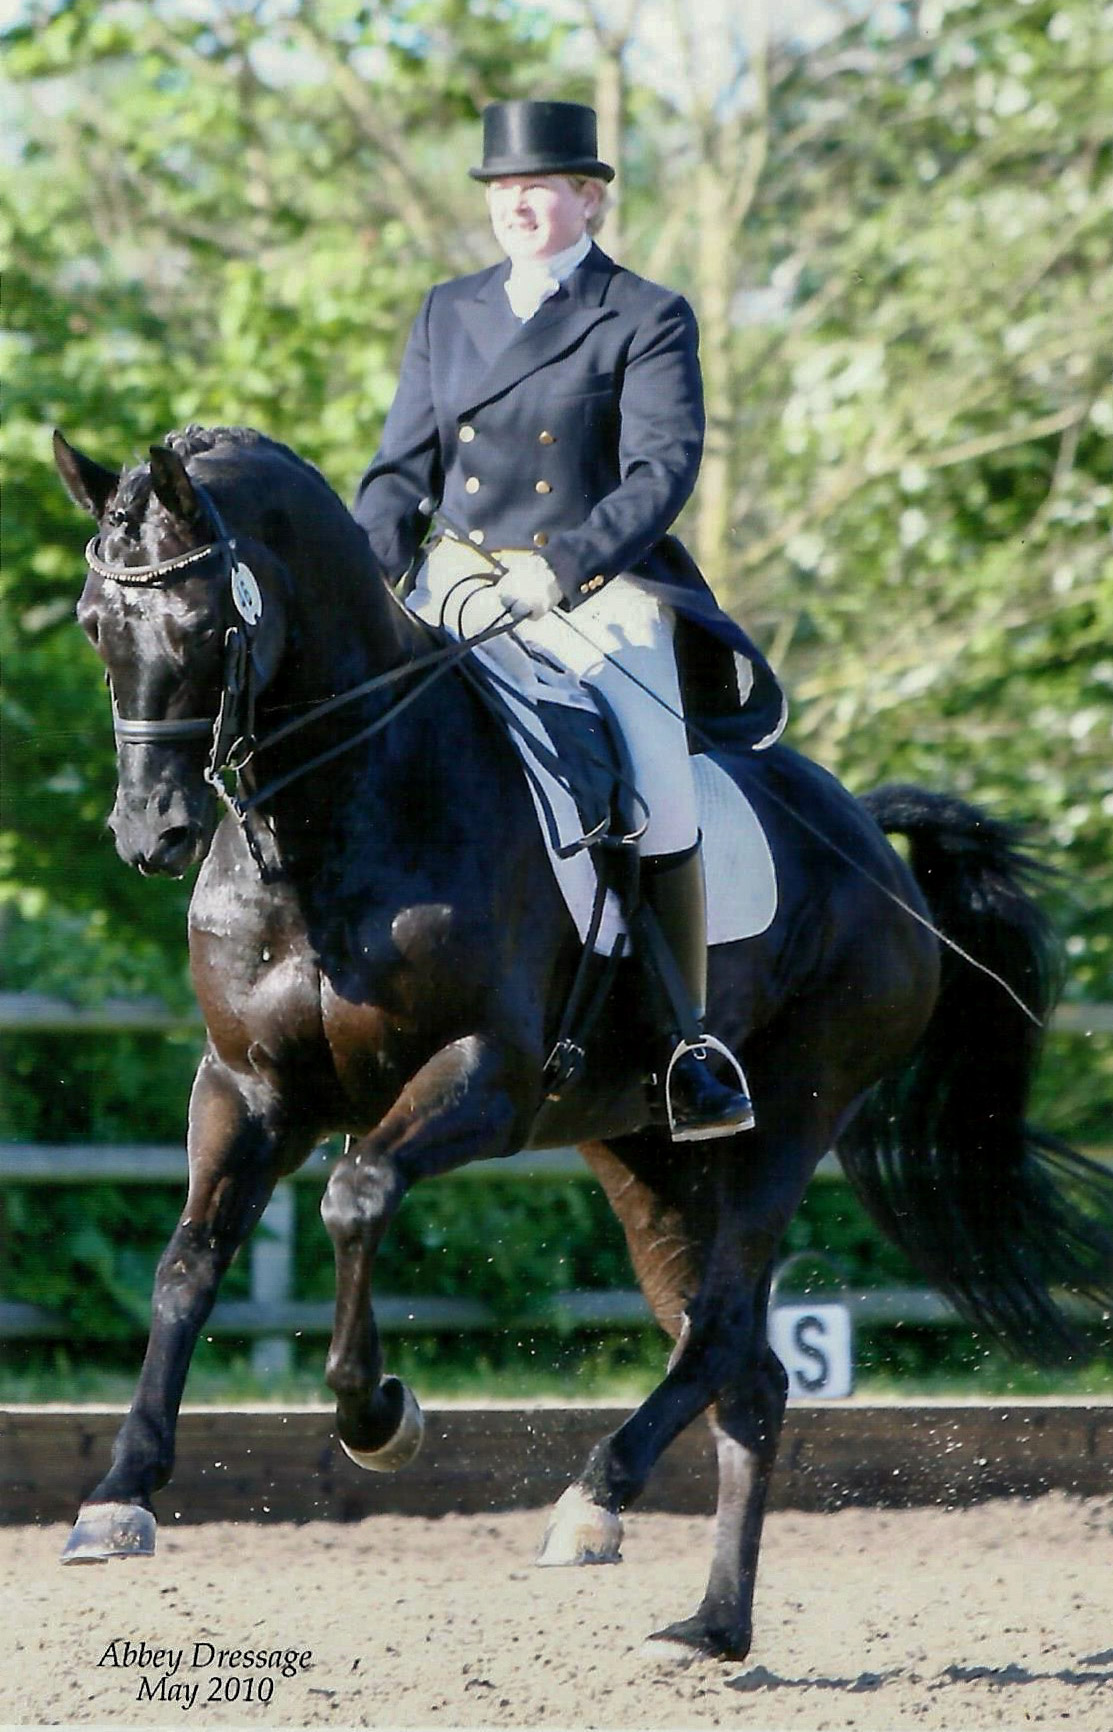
[322,1033,524,1468]
[62,1053,313,1562]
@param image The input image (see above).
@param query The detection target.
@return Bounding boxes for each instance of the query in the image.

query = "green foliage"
[1,0,562,978]
[2,1183,195,1340]
[296,1178,634,1317]
[1,0,1109,1395]
[739,0,1113,1021]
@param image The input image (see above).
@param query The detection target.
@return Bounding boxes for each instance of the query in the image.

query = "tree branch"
[738,402,1093,571]
[286,15,459,256]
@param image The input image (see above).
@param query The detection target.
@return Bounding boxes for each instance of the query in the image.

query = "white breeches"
[408,542,699,856]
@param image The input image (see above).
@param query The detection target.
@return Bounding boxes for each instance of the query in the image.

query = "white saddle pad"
[404,554,778,954]
[494,681,778,955]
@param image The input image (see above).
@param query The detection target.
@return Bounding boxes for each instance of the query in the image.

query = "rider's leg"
[534,580,754,1140]
[637,842,755,1139]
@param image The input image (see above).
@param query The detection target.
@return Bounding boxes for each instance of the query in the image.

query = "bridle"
[87,485,520,826]
[87,484,273,796]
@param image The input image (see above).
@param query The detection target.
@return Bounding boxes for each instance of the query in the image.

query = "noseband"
[88,479,523,835]
[88,484,267,777]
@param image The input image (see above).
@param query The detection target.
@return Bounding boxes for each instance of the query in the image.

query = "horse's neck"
[212,450,420,701]
[278,541,420,705]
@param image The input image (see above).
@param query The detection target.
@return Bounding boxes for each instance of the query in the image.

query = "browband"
[83,533,226,586]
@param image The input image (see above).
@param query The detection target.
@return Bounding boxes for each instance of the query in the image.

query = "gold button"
[533,532,549,547]
[468,529,485,545]
[465,476,481,494]
[535,480,552,494]
[538,430,555,444]
[459,425,476,443]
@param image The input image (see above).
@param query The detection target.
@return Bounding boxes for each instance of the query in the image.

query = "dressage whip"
[420,505,1045,1030]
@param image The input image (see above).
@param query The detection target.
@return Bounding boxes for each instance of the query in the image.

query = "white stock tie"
[505,263,560,323]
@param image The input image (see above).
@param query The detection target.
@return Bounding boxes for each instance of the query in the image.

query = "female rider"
[354,100,784,1140]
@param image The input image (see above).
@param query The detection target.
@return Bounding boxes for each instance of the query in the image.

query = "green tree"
[2,0,1107,1371]
[1,0,566,998]
[593,0,1112,1025]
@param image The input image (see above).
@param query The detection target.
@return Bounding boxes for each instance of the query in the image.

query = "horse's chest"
[188,828,502,1119]
[186,853,319,1047]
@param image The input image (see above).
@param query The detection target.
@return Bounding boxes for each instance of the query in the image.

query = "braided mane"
[111,425,338,523]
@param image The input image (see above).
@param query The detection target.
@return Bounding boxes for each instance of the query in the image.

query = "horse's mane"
[165,424,329,487]
[113,425,342,518]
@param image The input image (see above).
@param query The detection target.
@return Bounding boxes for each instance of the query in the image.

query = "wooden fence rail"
[3,993,1109,1373]
[4,991,1111,1035]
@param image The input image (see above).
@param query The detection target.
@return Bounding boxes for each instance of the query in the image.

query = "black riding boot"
[640,844,755,1142]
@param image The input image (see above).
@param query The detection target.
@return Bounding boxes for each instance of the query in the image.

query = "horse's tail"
[836,783,1113,1364]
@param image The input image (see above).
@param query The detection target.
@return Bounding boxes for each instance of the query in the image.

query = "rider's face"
[486,175,600,262]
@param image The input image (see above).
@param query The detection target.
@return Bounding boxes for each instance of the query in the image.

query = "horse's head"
[54,430,288,876]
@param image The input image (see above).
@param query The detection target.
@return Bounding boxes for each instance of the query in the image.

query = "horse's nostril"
[160,825,197,852]
[141,823,204,877]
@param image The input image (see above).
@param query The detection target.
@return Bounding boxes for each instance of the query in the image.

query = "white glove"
[496,553,563,622]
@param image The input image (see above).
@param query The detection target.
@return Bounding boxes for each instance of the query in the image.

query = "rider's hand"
[496,554,563,623]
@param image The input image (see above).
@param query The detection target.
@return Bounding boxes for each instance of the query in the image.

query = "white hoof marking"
[536,1485,623,1567]
[340,1382,425,1473]
[640,1636,705,1668]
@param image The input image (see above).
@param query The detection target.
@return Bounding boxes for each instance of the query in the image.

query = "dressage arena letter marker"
[768,1303,854,1399]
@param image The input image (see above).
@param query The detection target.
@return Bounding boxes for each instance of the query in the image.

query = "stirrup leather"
[664,1035,754,1140]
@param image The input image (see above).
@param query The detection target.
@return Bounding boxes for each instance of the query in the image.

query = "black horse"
[53,425,1112,1661]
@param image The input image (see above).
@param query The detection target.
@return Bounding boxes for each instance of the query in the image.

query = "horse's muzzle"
[109,791,215,878]
[134,822,209,877]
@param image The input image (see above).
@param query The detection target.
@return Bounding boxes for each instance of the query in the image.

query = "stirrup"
[664,1035,755,1142]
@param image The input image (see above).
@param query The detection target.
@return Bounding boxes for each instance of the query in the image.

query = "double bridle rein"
[87,486,517,824]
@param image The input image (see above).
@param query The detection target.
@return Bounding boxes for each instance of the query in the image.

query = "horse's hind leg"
[541,1114,820,1663]
[538,1131,739,1567]
[644,1077,863,1659]
[62,1054,312,1563]
[647,1342,787,1662]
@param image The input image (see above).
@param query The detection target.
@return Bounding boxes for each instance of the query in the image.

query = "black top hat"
[469,101,615,183]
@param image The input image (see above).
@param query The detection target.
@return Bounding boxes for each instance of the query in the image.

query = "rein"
[89,492,518,823]
[423,509,1047,1030]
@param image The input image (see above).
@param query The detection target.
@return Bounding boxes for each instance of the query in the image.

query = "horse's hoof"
[641,1616,748,1665]
[640,1636,705,1668]
[339,1378,424,1473]
[536,1484,623,1566]
[61,1501,157,1564]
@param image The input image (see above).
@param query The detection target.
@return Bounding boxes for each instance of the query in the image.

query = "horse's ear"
[148,443,202,523]
[53,430,119,518]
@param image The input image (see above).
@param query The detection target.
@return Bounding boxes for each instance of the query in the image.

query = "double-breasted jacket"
[353,243,784,743]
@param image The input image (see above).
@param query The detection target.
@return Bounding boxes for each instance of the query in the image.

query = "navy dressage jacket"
[353,244,785,745]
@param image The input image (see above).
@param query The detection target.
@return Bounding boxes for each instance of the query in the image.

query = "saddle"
[421,610,779,1107]
[455,652,642,1094]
